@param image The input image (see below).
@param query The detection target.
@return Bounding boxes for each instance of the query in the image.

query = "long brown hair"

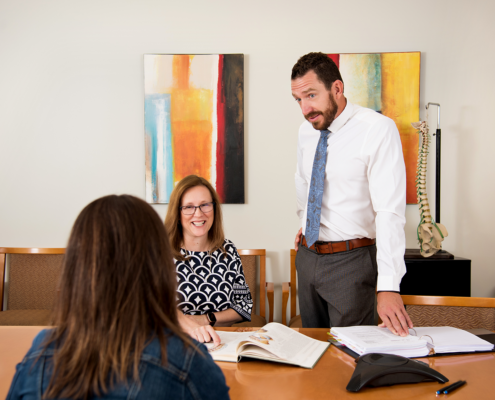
[165,175,225,261]
[44,195,191,399]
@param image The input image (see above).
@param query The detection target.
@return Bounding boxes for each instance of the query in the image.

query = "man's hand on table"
[377,291,413,337]
[178,312,221,345]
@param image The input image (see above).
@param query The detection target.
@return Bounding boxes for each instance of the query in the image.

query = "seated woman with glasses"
[165,175,253,344]
[7,195,229,400]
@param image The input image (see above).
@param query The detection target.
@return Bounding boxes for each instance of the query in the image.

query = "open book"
[330,326,494,358]
[205,322,329,369]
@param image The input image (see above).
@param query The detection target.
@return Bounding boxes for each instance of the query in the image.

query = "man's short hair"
[291,52,343,91]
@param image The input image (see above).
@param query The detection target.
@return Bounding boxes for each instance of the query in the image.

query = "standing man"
[291,52,413,336]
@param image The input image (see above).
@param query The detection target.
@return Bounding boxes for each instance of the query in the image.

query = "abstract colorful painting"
[144,54,244,204]
[327,52,420,204]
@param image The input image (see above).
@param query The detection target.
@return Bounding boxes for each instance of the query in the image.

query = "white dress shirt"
[295,101,407,292]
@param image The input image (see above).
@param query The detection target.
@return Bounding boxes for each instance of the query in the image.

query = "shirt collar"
[328,99,354,133]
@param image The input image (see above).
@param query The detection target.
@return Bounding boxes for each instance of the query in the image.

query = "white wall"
[1,0,494,322]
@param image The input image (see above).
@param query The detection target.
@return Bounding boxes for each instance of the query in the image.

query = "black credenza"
[400,249,471,297]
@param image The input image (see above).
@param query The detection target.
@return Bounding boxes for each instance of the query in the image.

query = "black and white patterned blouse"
[175,239,253,321]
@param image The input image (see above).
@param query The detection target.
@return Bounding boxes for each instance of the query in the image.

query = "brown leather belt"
[301,236,375,254]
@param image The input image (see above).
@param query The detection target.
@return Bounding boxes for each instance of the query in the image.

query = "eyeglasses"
[180,202,215,215]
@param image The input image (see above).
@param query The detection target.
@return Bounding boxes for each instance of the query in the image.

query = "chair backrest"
[238,249,266,319]
[289,249,297,321]
[0,248,65,311]
[401,295,495,331]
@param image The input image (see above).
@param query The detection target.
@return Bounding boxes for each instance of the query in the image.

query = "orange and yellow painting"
[144,54,244,204]
[328,52,420,204]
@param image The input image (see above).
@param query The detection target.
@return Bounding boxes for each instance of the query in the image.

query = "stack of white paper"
[330,326,430,358]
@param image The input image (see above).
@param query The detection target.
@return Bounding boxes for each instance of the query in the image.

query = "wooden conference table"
[1,326,493,400]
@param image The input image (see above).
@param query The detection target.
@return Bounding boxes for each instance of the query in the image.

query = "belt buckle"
[315,242,332,254]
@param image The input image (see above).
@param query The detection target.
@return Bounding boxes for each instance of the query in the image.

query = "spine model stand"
[411,120,448,257]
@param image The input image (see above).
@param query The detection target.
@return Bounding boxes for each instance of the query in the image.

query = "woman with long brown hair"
[7,195,229,400]
[165,175,253,344]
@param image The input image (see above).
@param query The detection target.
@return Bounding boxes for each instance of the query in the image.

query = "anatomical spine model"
[411,120,448,257]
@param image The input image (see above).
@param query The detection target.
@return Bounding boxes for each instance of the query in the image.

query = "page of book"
[204,330,289,362]
[204,331,253,362]
[237,323,330,368]
[204,323,329,368]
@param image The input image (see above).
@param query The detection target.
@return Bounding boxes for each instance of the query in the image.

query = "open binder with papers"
[329,326,495,359]
[205,322,329,369]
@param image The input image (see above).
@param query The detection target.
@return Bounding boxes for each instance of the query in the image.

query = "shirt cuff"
[377,274,402,292]
[231,305,251,322]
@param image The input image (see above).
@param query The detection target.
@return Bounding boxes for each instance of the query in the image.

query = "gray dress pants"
[295,243,377,328]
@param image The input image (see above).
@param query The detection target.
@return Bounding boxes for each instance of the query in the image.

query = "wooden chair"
[402,295,495,331]
[0,248,65,326]
[281,249,302,327]
[231,249,274,327]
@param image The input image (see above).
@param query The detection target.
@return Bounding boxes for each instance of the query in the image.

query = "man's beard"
[305,93,338,130]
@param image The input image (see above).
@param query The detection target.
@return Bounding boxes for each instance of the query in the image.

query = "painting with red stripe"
[144,54,245,204]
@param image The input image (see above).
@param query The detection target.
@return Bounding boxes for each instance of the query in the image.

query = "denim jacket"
[7,329,230,400]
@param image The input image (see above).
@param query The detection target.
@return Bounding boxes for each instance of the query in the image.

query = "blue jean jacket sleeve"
[185,344,230,400]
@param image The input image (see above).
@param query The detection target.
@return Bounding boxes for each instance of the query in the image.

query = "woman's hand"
[178,312,221,345]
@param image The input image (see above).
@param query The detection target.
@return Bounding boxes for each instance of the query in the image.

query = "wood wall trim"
[0,248,65,254]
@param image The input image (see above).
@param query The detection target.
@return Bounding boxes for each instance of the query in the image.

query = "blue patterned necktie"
[305,129,330,248]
